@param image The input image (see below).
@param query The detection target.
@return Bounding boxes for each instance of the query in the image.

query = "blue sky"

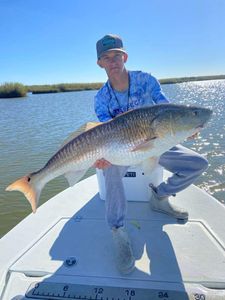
[1,0,225,85]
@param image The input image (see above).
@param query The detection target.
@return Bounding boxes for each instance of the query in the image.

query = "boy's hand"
[94,158,112,169]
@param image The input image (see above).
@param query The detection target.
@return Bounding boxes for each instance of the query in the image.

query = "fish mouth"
[195,123,205,130]
[191,124,205,136]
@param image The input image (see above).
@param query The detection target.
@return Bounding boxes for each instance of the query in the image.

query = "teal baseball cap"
[96,34,127,59]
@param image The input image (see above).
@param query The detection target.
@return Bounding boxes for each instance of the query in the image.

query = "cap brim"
[98,48,127,59]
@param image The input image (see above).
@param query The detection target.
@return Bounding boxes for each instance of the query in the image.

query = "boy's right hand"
[94,158,112,169]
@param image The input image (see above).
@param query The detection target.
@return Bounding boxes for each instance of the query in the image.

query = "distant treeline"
[1,75,225,98]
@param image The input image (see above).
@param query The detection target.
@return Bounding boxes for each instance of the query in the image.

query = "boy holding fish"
[6,34,211,276]
[94,34,208,274]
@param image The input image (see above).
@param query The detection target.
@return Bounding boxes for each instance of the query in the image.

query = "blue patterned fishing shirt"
[94,71,169,122]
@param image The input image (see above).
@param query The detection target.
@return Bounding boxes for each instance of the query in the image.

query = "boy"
[94,34,208,274]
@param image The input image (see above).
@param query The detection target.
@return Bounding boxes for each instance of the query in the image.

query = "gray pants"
[103,145,208,229]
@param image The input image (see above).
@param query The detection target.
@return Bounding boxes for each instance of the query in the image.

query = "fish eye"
[192,110,198,116]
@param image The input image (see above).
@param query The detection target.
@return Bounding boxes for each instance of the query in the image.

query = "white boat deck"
[0,173,225,299]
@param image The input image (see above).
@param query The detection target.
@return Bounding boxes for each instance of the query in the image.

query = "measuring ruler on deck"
[26,281,190,300]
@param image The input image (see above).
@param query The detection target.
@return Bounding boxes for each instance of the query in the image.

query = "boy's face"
[97,50,128,78]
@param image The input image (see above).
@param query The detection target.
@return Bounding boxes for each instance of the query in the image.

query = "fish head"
[151,104,212,141]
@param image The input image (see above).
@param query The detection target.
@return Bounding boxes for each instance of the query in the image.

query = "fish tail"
[6,175,42,213]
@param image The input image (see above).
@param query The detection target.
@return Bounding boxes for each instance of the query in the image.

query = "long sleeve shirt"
[94,71,169,122]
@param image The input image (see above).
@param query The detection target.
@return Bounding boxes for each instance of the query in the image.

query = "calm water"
[0,80,224,238]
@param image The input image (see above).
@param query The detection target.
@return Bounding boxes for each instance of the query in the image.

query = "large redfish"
[6,104,212,212]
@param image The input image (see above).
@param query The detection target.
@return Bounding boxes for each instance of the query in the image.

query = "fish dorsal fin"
[84,121,101,131]
[131,136,157,152]
[60,121,101,149]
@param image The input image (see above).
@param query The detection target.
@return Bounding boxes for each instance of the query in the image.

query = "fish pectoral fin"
[131,136,157,152]
[59,122,101,149]
[64,169,87,187]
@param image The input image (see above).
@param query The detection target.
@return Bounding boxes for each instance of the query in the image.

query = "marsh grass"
[160,75,225,84]
[28,82,103,94]
[1,75,224,98]
[0,82,27,98]
[28,75,225,94]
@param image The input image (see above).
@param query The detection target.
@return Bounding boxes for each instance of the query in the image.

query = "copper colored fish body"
[6,104,212,212]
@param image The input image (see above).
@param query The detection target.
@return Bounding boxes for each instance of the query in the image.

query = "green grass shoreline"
[1,75,225,98]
